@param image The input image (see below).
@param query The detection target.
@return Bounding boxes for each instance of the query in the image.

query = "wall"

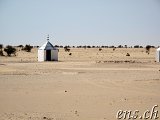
[51,50,58,61]
[38,50,44,61]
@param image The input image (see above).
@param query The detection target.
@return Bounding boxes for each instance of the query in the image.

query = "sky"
[0,0,160,46]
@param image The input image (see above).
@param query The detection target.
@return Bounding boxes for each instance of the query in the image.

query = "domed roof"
[39,41,57,50]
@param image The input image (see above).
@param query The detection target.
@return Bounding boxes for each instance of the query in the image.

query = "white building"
[156,47,160,62]
[38,36,58,62]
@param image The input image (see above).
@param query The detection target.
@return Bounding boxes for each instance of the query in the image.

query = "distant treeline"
[0,44,158,56]
[39,45,156,49]
[0,44,158,49]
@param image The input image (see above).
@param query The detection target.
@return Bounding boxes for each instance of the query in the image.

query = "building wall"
[51,50,58,61]
[38,49,58,62]
[157,50,160,62]
[44,50,46,61]
[38,50,45,61]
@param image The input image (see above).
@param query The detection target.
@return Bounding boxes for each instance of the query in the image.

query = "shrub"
[118,45,123,48]
[17,45,24,48]
[146,45,152,51]
[87,46,91,48]
[145,45,155,54]
[134,45,140,48]
[22,44,33,52]
[0,44,4,56]
[64,46,70,52]
[69,53,72,55]
[99,48,102,51]
[126,53,130,56]
[124,45,127,48]
[0,50,3,56]
[109,46,115,48]
[54,45,59,48]
[4,45,16,56]
[0,44,3,50]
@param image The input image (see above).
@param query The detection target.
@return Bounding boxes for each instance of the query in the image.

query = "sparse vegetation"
[69,53,72,55]
[64,46,70,52]
[54,45,59,48]
[0,44,3,49]
[145,45,155,54]
[59,45,63,48]
[134,45,140,48]
[99,48,102,51]
[109,46,115,48]
[126,53,130,56]
[87,46,91,48]
[0,44,4,56]
[4,45,16,56]
[146,45,152,51]
[118,45,123,48]
[22,44,33,52]
[17,45,24,48]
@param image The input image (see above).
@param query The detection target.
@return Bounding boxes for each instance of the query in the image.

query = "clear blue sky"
[0,0,160,46]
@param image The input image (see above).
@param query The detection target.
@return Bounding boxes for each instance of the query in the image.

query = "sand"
[0,48,160,120]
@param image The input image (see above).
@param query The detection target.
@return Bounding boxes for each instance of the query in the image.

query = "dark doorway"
[46,50,51,61]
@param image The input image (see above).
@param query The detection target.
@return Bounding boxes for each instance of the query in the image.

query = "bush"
[59,45,63,48]
[145,45,154,54]
[64,46,70,52]
[87,46,91,48]
[54,45,59,48]
[0,44,3,50]
[118,45,123,48]
[99,48,102,51]
[146,45,152,51]
[0,50,3,56]
[126,53,130,56]
[0,44,4,56]
[17,45,24,48]
[22,44,33,52]
[124,45,127,48]
[4,45,16,56]
[109,46,115,48]
[134,45,140,48]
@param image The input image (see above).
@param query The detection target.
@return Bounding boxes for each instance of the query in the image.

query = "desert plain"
[0,48,160,120]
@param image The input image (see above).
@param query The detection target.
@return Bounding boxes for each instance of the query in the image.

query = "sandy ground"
[0,48,160,120]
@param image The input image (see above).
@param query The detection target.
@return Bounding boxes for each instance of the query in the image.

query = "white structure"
[156,47,160,62]
[38,36,58,62]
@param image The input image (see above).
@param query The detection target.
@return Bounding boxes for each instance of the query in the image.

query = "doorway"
[46,50,51,61]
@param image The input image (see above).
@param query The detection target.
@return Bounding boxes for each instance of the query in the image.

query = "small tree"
[118,45,123,48]
[23,44,33,52]
[4,45,16,56]
[0,44,4,56]
[145,45,152,54]
[134,45,140,48]
[87,46,91,48]
[64,46,70,52]
[0,44,3,50]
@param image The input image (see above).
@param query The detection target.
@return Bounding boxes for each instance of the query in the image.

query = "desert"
[0,47,160,120]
